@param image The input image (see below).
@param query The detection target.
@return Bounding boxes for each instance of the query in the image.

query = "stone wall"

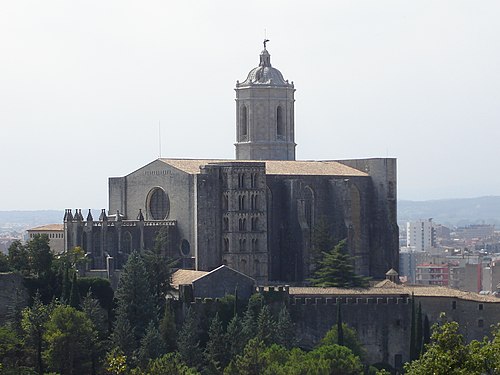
[0,273,29,325]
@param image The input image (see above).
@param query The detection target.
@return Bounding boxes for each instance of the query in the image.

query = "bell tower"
[235,41,296,161]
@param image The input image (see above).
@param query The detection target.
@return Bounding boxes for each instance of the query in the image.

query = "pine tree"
[241,293,263,341]
[204,313,227,374]
[159,301,177,353]
[275,305,296,349]
[69,272,81,309]
[256,305,275,346]
[308,240,369,288]
[82,291,108,375]
[110,307,135,358]
[226,315,245,359]
[114,251,155,346]
[138,320,166,368]
[337,302,344,347]
[177,308,203,369]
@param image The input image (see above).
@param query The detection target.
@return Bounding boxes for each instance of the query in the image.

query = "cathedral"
[64,42,399,284]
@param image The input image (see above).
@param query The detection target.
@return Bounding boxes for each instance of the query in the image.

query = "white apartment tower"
[406,219,435,252]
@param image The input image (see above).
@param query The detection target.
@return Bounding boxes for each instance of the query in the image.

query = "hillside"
[398,196,500,227]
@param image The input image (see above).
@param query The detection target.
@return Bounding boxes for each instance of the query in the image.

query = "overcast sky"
[1,1,500,210]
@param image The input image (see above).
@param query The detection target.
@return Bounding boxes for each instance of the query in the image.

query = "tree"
[21,292,49,374]
[69,272,81,309]
[8,240,30,275]
[308,344,364,375]
[177,308,203,369]
[204,313,227,374]
[159,300,177,353]
[143,353,200,375]
[226,338,267,375]
[241,293,264,342]
[137,321,166,368]
[320,322,365,360]
[143,227,178,311]
[110,309,135,358]
[337,303,344,347]
[256,305,275,346]
[310,216,335,266]
[405,314,480,375]
[26,234,52,278]
[60,265,71,304]
[114,251,155,346]
[43,305,94,375]
[308,240,369,288]
[226,315,245,360]
[82,291,109,375]
[275,305,295,349]
[0,251,10,272]
[0,325,23,371]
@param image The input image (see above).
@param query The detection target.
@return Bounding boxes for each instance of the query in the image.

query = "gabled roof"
[171,269,209,289]
[158,159,368,177]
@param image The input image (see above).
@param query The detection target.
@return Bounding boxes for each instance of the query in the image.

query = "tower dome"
[238,47,292,87]
[235,41,296,161]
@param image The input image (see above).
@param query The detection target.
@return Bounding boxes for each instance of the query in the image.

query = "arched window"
[250,194,258,210]
[304,186,315,229]
[224,238,229,252]
[238,195,246,211]
[238,173,245,188]
[251,217,258,231]
[250,173,257,188]
[122,231,132,254]
[222,194,229,210]
[277,106,285,140]
[240,106,248,141]
[147,187,170,220]
[251,238,258,251]
[254,259,260,276]
[239,238,246,251]
[239,218,247,231]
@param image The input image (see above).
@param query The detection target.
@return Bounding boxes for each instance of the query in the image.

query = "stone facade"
[63,44,399,284]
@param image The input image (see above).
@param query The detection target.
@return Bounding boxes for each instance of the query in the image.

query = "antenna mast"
[158,120,162,158]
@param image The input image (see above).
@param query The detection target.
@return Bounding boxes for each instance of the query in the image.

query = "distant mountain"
[398,196,500,227]
[0,210,64,230]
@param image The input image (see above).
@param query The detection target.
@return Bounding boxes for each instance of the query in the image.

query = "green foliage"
[137,321,166,368]
[8,240,30,275]
[21,292,49,374]
[178,308,203,369]
[204,313,227,374]
[69,272,81,309]
[26,234,52,278]
[309,344,364,375]
[405,314,483,375]
[320,322,365,360]
[225,315,245,360]
[104,348,128,375]
[143,353,200,375]
[114,251,155,346]
[308,240,369,288]
[110,309,135,359]
[241,293,263,341]
[275,305,295,349]
[82,291,109,374]
[143,227,178,311]
[256,305,275,346]
[60,266,71,304]
[43,305,94,375]
[77,277,114,313]
[0,325,22,370]
[310,216,335,265]
[159,301,177,353]
[0,252,10,272]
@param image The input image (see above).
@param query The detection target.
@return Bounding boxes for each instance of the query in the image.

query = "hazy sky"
[1,1,500,210]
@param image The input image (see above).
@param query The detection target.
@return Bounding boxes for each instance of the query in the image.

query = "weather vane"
[263,38,270,49]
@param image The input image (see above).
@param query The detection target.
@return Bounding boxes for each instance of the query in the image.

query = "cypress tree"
[61,265,71,304]
[110,307,135,358]
[416,302,423,358]
[409,293,416,361]
[69,272,81,309]
[422,314,431,354]
[337,302,344,347]
[159,301,177,353]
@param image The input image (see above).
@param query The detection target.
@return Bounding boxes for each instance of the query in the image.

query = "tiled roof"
[288,284,500,303]
[158,159,368,177]
[27,224,64,232]
[171,269,209,289]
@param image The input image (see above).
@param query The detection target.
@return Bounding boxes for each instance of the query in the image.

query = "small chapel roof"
[158,159,368,177]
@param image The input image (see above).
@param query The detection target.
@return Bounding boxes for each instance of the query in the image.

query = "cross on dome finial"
[263,39,270,49]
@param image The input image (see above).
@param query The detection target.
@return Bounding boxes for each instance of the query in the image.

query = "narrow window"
[479,304,484,311]
[224,238,229,252]
[277,106,285,139]
[478,319,484,328]
[240,106,248,140]
[452,300,457,310]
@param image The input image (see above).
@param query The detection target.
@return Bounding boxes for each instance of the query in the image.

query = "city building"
[406,219,435,252]
[416,263,449,286]
[27,224,65,254]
